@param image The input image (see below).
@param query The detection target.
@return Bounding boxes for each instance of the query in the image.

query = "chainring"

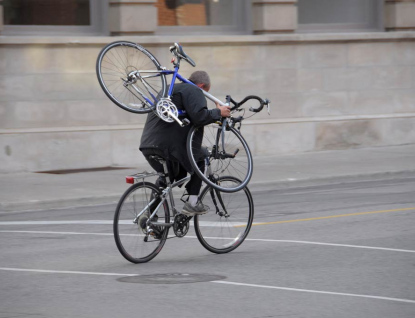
[156,98,178,123]
[173,214,192,237]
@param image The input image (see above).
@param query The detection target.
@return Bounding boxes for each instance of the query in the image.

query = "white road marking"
[0,220,246,227]
[0,220,113,225]
[0,267,413,304]
[211,281,415,304]
[245,239,415,254]
[0,230,113,236]
[1,230,414,254]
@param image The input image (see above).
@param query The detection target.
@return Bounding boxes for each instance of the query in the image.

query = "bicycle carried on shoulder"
[96,41,270,193]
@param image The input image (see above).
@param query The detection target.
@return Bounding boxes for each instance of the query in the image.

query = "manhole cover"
[117,273,226,284]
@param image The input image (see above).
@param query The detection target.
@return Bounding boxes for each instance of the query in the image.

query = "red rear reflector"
[126,177,134,184]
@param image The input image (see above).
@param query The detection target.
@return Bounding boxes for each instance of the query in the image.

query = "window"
[2,0,107,35]
[297,0,383,33]
[156,0,250,35]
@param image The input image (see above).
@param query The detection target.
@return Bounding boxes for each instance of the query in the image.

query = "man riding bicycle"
[140,71,231,215]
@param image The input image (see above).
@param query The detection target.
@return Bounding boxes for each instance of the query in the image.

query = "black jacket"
[140,83,221,172]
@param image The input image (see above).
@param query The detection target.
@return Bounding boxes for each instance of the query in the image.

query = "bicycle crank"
[173,214,192,237]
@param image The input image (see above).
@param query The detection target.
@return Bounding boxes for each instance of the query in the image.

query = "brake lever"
[249,98,271,115]
[265,99,271,115]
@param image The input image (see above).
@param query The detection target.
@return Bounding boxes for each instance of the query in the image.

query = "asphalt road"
[1,177,415,318]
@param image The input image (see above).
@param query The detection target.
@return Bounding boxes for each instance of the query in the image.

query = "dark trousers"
[142,149,204,196]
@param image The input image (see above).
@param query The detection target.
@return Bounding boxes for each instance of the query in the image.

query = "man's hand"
[216,103,231,117]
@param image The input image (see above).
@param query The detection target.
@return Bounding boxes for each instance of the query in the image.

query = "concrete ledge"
[1,113,415,135]
[1,32,415,46]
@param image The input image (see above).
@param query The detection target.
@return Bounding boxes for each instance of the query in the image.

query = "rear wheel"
[96,41,167,114]
[113,182,169,263]
[194,176,254,253]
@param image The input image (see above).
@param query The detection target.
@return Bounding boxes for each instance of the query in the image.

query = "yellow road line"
[248,207,415,227]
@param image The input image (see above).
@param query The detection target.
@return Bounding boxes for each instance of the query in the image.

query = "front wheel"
[194,176,254,253]
[187,123,253,193]
[113,182,169,263]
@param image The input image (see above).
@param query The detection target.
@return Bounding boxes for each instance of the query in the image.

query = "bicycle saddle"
[149,155,166,163]
[148,154,180,181]
[170,43,196,67]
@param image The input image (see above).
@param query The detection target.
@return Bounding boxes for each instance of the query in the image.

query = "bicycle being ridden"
[96,41,270,263]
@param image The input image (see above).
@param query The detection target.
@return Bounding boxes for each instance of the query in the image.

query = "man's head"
[188,71,211,92]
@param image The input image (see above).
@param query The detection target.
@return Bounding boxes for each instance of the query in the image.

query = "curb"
[0,194,121,213]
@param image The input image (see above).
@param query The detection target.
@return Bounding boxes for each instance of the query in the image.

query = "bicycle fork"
[209,187,230,218]
[213,119,240,160]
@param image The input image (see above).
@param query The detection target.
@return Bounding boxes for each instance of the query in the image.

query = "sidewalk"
[1,144,414,212]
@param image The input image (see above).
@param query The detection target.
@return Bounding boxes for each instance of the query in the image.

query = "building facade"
[0,0,414,173]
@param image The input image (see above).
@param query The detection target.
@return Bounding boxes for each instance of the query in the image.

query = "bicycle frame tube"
[138,78,158,104]
[168,67,179,97]
[160,69,227,106]
[128,84,154,106]
[132,197,158,224]
[135,186,170,224]
[140,174,191,224]
[202,91,227,106]
[177,73,227,106]
[175,73,193,85]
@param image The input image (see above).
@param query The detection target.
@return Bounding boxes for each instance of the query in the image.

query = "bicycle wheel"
[187,123,253,193]
[96,41,167,114]
[194,176,254,253]
[114,182,169,263]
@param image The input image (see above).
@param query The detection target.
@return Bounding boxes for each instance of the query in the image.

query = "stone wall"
[0,32,414,173]
[385,0,415,31]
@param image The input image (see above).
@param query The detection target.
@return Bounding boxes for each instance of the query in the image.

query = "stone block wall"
[109,0,158,35]
[385,0,415,31]
[0,33,415,173]
[253,0,297,34]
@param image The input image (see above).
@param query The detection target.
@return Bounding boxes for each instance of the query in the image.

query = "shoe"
[182,202,209,216]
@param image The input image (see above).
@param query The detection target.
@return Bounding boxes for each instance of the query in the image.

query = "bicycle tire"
[187,123,253,193]
[96,41,167,114]
[194,176,254,253]
[113,182,169,263]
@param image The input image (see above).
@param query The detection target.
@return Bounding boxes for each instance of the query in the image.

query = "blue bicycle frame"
[143,66,228,110]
